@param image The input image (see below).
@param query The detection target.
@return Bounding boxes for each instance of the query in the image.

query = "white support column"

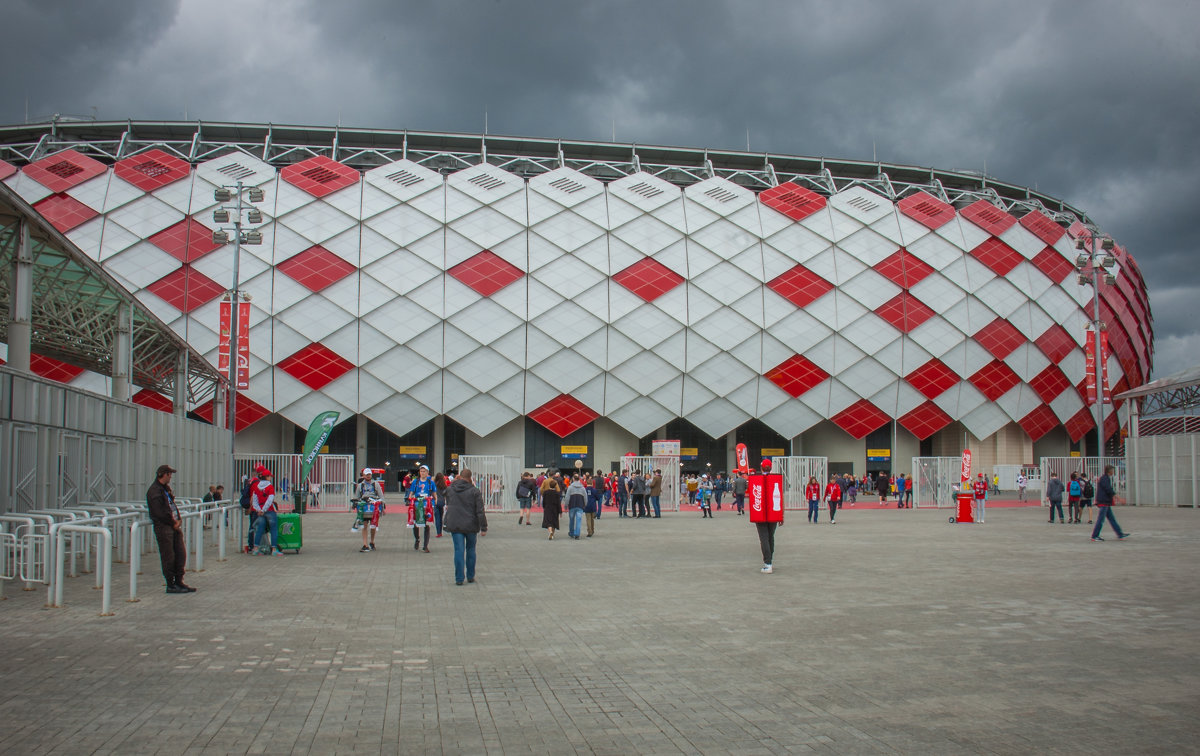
[171,350,186,415]
[356,413,368,473]
[433,414,445,473]
[8,218,33,371]
[112,303,133,401]
[214,383,227,430]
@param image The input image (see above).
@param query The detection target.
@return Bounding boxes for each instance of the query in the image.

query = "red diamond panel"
[29,353,84,384]
[1064,407,1095,442]
[114,148,191,192]
[899,401,953,440]
[969,237,1023,276]
[1035,325,1076,364]
[278,343,354,390]
[873,248,934,289]
[449,250,525,297]
[968,359,1020,401]
[149,217,221,262]
[759,182,826,222]
[133,389,174,413]
[831,399,891,440]
[765,354,830,398]
[1019,404,1059,442]
[767,265,833,308]
[528,394,599,438]
[33,193,98,232]
[1032,246,1074,283]
[146,266,225,313]
[0,159,15,181]
[973,318,1025,360]
[960,200,1016,237]
[906,358,960,399]
[1028,365,1072,404]
[23,149,106,193]
[1019,210,1065,246]
[897,191,956,230]
[279,245,357,292]
[875,293,935,333]
[613,257,685,302]
[194,393,270,433]
[280,155,360,198]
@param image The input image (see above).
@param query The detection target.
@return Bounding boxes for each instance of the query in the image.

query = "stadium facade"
[0,121,1153,482]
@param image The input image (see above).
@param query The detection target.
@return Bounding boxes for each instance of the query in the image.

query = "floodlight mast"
[212,181,264,494]
[1075,230,1118,455]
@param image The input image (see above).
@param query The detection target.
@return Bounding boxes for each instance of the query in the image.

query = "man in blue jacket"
[1091,465,1130,541]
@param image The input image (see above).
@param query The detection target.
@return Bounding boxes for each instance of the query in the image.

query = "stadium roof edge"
[0,119,1087,220]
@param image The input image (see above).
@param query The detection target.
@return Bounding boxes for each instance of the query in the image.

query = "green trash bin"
[276,513,302,553]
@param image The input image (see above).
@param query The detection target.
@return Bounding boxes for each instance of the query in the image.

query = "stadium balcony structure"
[0,178,223,410]
[0,120,1154,474]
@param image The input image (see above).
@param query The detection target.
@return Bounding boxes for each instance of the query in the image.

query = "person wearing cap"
[972,472,989,520]
[356,468,384,552]
[409,464,436,553]
[250,464,283,556]
[146,464,194,593]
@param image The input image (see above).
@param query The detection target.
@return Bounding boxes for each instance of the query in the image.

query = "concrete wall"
[593,417,640,472]
[465,416,524,457]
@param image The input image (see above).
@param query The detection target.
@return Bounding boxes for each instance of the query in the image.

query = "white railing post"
[53,524,113,616]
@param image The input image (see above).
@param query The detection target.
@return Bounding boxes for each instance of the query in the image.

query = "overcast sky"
[3,0,1197,381]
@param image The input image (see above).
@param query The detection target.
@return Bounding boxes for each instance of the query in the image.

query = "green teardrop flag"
[300,411,340,488]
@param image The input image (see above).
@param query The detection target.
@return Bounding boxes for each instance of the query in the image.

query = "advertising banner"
[748,473,784,523]
[236,301,250,390]
[735,443,749,474]
[960,449,972,485]
[651,439,681,456]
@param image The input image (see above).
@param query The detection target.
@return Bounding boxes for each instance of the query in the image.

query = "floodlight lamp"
[1100,238,1115,251]
[241,292,253,302]
[1101,255,1116,268]
[212,209,230,224]
[1075,253,1090,268]
[1075,238,1087,250]
[240,230,263,245]
[247,187,265,203]
[1077,274,1091,286]
[1104,273,1117,286]
[212,230,229,244]
[246,209,263,224]
[214,187,233,202]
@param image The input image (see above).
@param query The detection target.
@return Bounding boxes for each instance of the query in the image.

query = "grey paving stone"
[0,505,1197,754]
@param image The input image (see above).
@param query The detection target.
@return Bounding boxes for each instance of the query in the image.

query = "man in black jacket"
[444,469,488,585]
[1091,465,1130,541]
[146,464,194,594]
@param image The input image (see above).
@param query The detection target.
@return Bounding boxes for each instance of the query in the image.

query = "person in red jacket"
[805,476,821,523]
[250,465,281,556]
[823,475,843,524]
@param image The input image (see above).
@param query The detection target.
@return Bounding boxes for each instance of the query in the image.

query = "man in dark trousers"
[1091,465,1130,542]
[147,464,194,594]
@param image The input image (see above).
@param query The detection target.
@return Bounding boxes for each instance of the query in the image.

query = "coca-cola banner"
[747,473,784,523]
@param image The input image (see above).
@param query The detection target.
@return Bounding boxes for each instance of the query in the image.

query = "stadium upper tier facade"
[0,121,1152,468]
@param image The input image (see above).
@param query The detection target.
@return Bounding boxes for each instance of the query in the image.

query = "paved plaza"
[2,503,1199,755]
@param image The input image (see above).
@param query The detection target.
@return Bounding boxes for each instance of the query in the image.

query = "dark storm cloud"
[1,0,1196,379]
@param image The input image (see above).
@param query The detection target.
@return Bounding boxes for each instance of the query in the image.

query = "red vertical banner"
[960,449,972,485]
[218,300,232,373]
[1100,330,1111,404]
[236,301,250,390]
[1084,331,1097,406]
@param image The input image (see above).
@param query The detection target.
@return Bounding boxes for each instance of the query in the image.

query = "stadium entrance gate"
[621,456,680,511]
[770,456,828,510]
[458,455,522,512]
[912,457,961,509]
[1040,456,1126,505]
[235,453,354,512]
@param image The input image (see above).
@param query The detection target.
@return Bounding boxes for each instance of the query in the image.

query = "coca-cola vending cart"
[748,472,784,523]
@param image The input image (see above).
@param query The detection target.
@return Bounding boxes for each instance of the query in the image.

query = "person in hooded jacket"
[443,468,488,585]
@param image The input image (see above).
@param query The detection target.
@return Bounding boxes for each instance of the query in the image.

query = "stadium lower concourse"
[0,121,1154,485]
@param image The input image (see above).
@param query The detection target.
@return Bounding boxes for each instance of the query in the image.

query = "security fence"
[457,455,523,512]
[1127,433,1199,507]
[234,453,354,512]
[620,456,680,511]
[1040,456,1126,505]
[912,457,962,509]
[770,456,829,510]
